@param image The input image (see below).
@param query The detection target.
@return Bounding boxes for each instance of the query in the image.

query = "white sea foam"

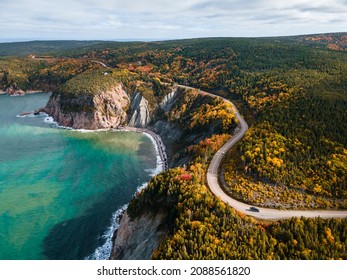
[43,115,55,124]
[142,131,166,175]
[16,113,38,118]
[21,111,167,260]
[84,131,167,260]
[84,204,128,260]
[16,114,32,118]
[40,114,109,132]
[74,128,110,133]
[16,112,55,124]
[84,180,152,260]
[136,182,149,193]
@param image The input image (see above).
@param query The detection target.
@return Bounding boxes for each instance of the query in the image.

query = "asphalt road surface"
[178,85,347,220]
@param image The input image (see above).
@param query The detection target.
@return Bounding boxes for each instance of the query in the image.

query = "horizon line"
[0,31,346,44]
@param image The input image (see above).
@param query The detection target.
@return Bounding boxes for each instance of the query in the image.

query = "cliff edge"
[110,212,167,260]
[42,72,234,259]
[44,70,131,129]
[45,84,129,129]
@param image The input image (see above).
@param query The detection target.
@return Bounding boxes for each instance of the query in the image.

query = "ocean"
[0,93,159,260]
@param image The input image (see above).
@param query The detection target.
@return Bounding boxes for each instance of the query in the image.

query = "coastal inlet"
[0,93,160,259]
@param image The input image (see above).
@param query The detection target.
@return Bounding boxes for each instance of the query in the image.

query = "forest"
[128,167,347,260]
[1,33,346,259]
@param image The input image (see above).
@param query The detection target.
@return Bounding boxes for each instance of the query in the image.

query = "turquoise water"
[0,93,157,260]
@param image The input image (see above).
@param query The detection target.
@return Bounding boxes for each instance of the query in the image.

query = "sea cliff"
[41,74,173,259]
[110,211,167,260]
[42,74,232,259]
[45,84,129,129]
[128,91,151,128]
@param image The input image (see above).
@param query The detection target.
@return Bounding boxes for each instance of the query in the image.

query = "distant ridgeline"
[1,33,347,260]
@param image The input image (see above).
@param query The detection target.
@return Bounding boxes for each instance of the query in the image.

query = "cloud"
[0,0,346,40]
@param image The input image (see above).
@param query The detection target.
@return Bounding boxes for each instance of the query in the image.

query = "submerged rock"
[34,107,45,115]
[19,111,32,116]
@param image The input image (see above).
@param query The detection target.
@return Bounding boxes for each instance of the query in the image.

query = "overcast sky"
[0,0,346,42]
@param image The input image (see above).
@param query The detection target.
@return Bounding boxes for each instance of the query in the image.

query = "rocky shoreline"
[18,93,169,260]
[85,127,168,260]
[1,90,46,96]
[22,83,228,260]
[44,84,130,130]
[124,126,168,171]
[35,83,199,260]
[1,82,46,96]
[24,85,170,260]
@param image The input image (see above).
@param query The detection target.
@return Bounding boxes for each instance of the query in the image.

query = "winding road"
[178,85,347,220]
[32,52,347,220]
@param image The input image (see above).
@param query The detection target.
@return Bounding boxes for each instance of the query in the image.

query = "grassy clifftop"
[55,69,133,97]
[2,34,347,259]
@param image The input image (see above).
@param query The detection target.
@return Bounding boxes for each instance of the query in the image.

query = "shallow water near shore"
[0,93,157,259]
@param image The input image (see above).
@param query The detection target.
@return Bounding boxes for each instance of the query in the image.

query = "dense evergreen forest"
[0,40,108,57]
[1,33,346,259]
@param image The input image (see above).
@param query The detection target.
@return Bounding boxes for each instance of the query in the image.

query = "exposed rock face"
[43,83,218,259]
[5,83,22,95]
[110,212,167,260]
[44,84,129,129]
[160,88,177,111]
[152,120,183,163]
[156,88,182,158]
[128,91,151,128]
